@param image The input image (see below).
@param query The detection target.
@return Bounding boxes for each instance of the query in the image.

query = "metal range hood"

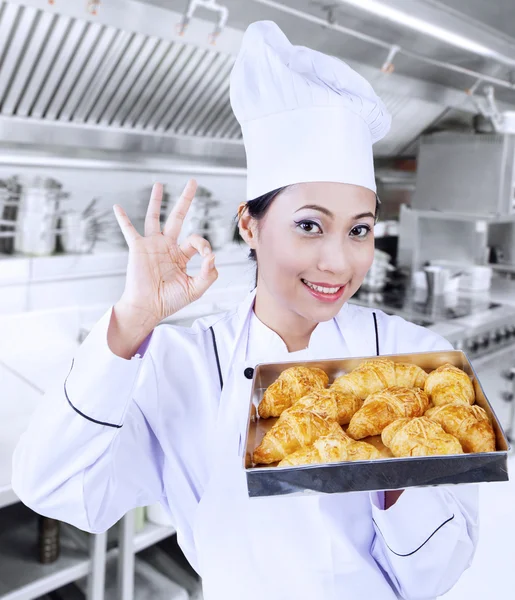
[0,0,247,166]
[2,0,515,166]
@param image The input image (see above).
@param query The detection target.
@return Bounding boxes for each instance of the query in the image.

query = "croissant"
[424,363,475,407]
[258,366,329,418]
[382,417,463,457]
[332,358,396,398]
[293,388,363,425]
[425,403,496,453]
[278,426,380,467]
[394,362,428,388]
[253,408,336,464]
[347,386,430,439]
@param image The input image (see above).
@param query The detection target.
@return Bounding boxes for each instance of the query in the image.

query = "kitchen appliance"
[424,265,454,297]
[176,185,228,250]
[397,205,493,273]
[460,266,493,291]
[426,260,491,292]
[56,197,116,254]
[412,132,515,217]
[57,210,98,254]
[361,249,396,292]
[14,177,69,256]
[0,176,21,255]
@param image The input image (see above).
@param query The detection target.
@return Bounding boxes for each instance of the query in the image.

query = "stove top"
[352,285,515,358]
[354,287,501,326]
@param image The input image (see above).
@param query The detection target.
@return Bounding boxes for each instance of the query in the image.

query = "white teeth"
[303,279,342,294]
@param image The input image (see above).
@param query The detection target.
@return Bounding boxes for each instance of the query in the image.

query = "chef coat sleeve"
[12,306,166,534]
[369,318,479,599]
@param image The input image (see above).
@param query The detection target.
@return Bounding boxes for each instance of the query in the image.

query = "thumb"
[190,253,218,300]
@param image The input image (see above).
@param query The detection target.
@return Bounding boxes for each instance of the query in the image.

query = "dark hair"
[245,187,287,262]
[237,186,381,285]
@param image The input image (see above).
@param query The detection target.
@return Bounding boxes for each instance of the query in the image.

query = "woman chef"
[13,21,478,600]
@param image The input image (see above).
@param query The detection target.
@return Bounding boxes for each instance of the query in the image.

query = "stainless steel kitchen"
[1,0,515,599]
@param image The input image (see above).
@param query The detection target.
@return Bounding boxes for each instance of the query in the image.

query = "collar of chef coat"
[235,288,377,363]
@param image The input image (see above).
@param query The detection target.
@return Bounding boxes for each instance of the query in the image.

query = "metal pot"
[14,178,68,256]
[58,211,98,254]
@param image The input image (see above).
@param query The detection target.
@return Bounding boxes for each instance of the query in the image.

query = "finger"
[144,183,164,237]
[163,178,197,241]
[190,254,218,299]
[179,234,212,262]
[113,204,141,247]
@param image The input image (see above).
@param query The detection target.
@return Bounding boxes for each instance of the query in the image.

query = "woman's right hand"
[112,179,218,328]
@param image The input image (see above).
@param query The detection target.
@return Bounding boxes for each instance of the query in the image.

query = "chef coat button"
[244,367,254,379]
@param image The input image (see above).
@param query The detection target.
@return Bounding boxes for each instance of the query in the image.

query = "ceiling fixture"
[86,0,101,15]
[250,0,515,92]
[381,44,399,74]
[177,0,229,45]
[469,85,504,132]
[336,0,501,60]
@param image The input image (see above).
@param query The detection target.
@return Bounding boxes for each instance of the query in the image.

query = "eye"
[296,220,322,235]
[350,224,371,239]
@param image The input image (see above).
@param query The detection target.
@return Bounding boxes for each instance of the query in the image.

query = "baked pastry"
[258,366,329,418]
[293,388,363,425]
[394,362,428,388]
[425,403,496,453]
[332,359,427,400]
[382,417,464,457]
[278,426,380,466]
[252,408,336,464]
[347,386,430,439]
[424,363,475,407]
[332,358,396,398]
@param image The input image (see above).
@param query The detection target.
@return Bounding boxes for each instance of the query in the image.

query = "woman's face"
[251,182,376,323]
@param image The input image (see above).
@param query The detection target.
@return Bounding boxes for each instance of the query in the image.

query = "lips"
[301,279,344,294]
[301,278,347,303]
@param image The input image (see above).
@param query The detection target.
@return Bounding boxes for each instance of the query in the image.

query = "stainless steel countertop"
[349,274,515,341]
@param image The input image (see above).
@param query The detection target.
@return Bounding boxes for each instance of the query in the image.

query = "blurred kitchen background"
[1,0,515,599]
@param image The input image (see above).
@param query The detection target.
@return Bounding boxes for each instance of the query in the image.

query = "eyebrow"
[295,205,376,220]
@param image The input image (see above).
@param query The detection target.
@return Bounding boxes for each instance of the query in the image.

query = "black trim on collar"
[64,359,122,429]
[372,312,380,356]
[372,514,455,557]
[210,326,224,390]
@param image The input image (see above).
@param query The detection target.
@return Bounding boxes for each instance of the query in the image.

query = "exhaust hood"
[1,0,515,166]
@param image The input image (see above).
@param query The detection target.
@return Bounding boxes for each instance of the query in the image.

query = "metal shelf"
[0,486,18,511]
[406,207,515,223]
[134,522,176,554]
[0,503,112,600]
[0,505,175,600]
[64,514,176,556]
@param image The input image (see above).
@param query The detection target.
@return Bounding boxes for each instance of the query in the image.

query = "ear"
[237,203,258,249]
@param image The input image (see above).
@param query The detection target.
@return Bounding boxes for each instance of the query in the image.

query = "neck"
[253,283,318,352]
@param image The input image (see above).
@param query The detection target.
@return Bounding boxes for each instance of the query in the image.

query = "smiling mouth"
[301,279,345,294]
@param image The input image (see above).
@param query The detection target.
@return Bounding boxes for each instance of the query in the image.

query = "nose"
[316,236,352,276]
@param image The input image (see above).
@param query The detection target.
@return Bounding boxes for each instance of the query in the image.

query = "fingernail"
[209,256,215,269]
[202,247,209,257]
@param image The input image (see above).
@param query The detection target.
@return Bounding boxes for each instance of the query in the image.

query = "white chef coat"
[12,290,479,600]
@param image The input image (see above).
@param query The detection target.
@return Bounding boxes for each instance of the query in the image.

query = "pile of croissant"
[252,359,497,467]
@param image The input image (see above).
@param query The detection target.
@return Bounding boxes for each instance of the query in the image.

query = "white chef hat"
[230,21,391,200]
